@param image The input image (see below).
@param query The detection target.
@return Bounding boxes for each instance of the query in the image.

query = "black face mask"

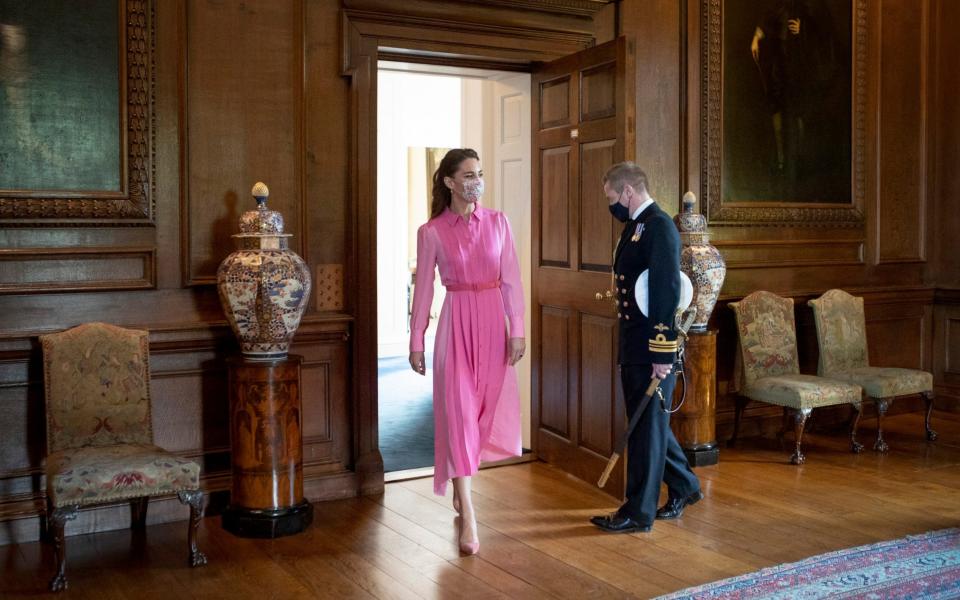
[609,202,631,222]
[608,189,630,222]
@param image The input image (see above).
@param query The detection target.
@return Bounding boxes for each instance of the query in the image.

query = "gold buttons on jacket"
[621,288,627,294]
[623,301,628,307]
[625,315,630,320]
[619,275,625,281]
[617,312,622,319]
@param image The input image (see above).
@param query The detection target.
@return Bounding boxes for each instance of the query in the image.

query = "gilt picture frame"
[0,0,154,225]
[702,0,866,226]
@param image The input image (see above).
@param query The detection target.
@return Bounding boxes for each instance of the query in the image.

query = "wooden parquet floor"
[3,411,959,599]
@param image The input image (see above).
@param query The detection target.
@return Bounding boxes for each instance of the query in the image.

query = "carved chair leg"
[874,398,891,452]
[130,497,149,530]
[790,408,812,465]
[849,401,864,453]
[177,490,207,567]
[48,505,79,592]
[729,397,749,447]
[922,391,938,442]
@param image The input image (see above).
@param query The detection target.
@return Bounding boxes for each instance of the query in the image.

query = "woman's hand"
[507,337,526,366]
[409,351,426,375]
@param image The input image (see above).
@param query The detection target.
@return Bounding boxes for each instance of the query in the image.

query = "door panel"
[540,147,571,267]
[539,306,571,437]
[579,315,618,456]
[580,62,617,121]
[539,77,571,128]
[532,36,636,499]
[579,139,617,271]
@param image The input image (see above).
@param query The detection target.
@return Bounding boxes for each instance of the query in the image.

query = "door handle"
[594,290,613,300]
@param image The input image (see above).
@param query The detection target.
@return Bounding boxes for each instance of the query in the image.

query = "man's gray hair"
[603,162,649,194]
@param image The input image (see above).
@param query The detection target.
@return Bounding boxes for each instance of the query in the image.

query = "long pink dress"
[409,204,525,496]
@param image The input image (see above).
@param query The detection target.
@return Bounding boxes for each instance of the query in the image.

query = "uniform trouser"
[618,364,700,525]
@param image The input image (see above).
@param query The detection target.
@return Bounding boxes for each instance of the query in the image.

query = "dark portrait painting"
[722,0,852,204]
[0,0,121,192]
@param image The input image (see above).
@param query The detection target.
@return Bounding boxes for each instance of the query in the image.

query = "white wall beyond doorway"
[376,70,461,358]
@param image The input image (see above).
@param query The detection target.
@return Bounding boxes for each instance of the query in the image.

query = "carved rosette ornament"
[674,192,726,332]
[217,182,311,360]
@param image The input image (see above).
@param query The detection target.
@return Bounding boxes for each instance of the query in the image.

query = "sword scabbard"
[644,377,660,397]
[597,452,620,488]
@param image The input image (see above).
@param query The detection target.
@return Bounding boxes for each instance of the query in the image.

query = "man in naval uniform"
[590,162,703,533]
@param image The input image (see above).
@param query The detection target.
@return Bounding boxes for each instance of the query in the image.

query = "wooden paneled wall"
[0,0,612,545]
[619,0,959,435]
[932,0,960,411]
[0,0,956,545]
[0,0,356,545]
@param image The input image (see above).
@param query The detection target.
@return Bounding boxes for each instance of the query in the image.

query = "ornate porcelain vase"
[674,192,726,332]
[217,182,311,360]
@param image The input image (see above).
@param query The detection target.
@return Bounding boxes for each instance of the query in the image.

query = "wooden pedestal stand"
[670,330,720,466]
[222,355,313,538]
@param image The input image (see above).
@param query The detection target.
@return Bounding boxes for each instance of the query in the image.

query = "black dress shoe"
[589,514,651,533]
[655,490,704,520]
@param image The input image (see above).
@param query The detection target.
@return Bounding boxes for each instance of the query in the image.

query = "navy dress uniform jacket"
[613,202,681,366]
[609,200,700,526]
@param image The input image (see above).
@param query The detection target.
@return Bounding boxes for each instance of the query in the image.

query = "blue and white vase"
[217,182,311,360]
[674,192,725,332]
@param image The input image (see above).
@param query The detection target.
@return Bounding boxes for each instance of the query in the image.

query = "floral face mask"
[461,178,484,202]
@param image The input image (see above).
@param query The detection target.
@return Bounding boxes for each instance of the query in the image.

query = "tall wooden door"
[532,37,636,499]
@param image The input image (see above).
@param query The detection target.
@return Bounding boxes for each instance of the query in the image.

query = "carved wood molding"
[300,360,333,443]
[0,246,156,294]
[376,51,531,72]
[712,239,865,269]
[0,0,155,226]
[0,312,352,355]
[457,0,611,17]
[341,8,595,73]
[701,0,867,227]
[944,317,960,375]
[935,288,960,305]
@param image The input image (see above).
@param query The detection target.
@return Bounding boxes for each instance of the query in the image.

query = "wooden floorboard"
[2,411,958,599]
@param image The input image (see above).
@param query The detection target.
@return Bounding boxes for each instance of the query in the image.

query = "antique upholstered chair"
[808,289,937,452]
[40,323,207,592]
[728,291,863,464]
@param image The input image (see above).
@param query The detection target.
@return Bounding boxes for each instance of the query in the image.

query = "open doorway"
[376,61,533,477]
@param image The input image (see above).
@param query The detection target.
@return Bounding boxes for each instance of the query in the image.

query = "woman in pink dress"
[408,148,526,556]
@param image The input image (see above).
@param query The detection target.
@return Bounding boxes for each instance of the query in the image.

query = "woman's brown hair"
[430,148,480,219]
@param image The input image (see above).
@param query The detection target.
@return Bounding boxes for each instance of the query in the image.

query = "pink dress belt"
[444,280,501,292]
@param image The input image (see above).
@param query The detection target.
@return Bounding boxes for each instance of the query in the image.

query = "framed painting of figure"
[0,0,153,224]
[702,0,865,226]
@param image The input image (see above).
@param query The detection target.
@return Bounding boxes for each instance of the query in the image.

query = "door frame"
[341,8,597,494]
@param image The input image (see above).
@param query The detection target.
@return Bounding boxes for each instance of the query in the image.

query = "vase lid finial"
[252,181,270,208]
[674,191,707,237]
[239,181,284,234]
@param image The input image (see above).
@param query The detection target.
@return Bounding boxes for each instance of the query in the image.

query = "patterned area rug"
[658,528,960,600]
